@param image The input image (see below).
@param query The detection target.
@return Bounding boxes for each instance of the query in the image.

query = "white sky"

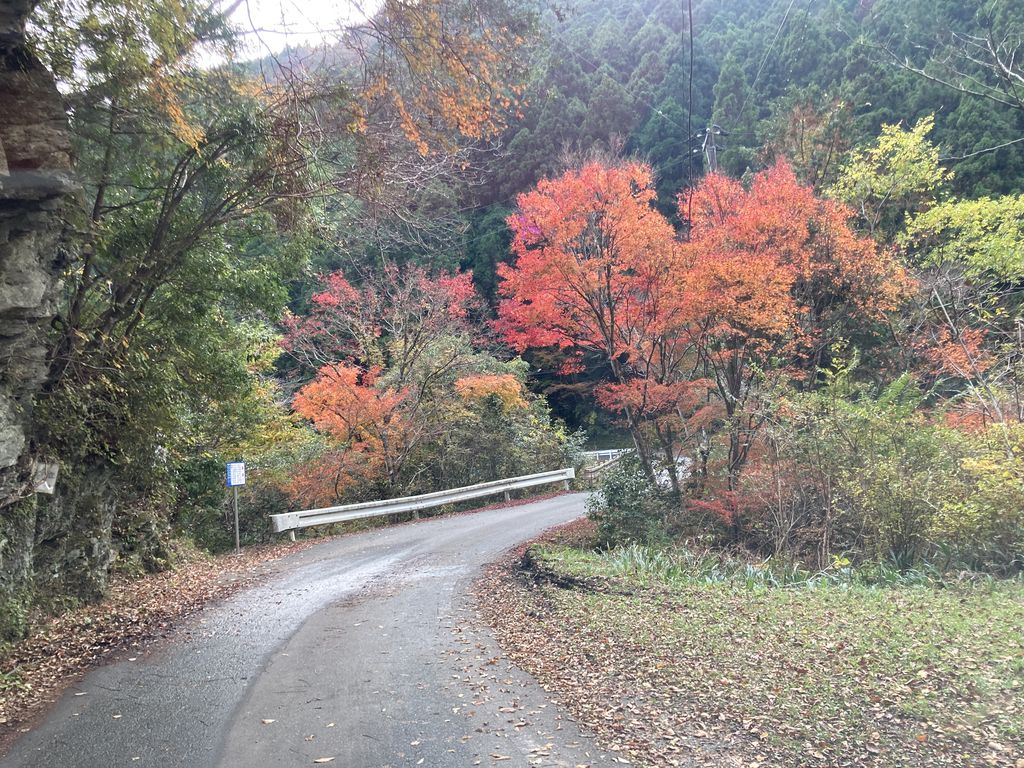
[227,0,372,59]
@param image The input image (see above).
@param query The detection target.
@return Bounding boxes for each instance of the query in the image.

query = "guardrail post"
[503,490,511,502]
[562,478,570,490]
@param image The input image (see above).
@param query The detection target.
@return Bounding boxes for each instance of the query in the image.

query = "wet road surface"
[1,493,620,768]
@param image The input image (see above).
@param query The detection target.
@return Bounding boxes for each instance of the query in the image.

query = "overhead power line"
[734,0,800,124]
[685,0,695,231]
[941,136,1024,162]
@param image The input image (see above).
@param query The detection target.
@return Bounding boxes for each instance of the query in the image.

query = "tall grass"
[547,542,1014,591]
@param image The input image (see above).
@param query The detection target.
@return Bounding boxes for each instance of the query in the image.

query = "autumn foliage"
[497,161,699,488]
[284,266,480,499]
[283,264,478,376]
[680,163,911,484]
[293,365,408,451]
[498,159,910,494]
[454,373,527,410]
[683,163,909,366]
[497,161,685,360]
[284,263,571,504]
[291,364,414,495]
[360,0,531,154]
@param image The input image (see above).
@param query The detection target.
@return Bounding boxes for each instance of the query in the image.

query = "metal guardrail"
[271,467,576,533]
[581,448,630,464]
[579,452,628,482]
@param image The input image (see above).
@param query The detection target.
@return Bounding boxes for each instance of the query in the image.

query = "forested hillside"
[1,0,1022,645]
[503,0,1023,197]
[459,0,1024,430]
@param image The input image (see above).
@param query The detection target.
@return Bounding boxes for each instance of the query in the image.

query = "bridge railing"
[270,467,576,533]
[580,448,630,464]
[579,452,628,482]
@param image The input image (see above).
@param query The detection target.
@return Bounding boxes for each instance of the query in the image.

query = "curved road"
[2,493,619,768]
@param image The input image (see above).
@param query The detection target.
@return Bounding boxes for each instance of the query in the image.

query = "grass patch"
[482,530,1024,767]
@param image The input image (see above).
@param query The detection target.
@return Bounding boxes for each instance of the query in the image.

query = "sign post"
[226,461,246,554]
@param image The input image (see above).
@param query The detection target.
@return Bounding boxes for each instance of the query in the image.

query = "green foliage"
[461,205,513,303]
[474,0,1024,219]
[748,372,1024,572]
[711,52,757,177]
[427,379,582,491]
[0,589,33,644]
[365,352,584,496]
[586,453,670,547]
[25,0,316,566]
[901,193,1024,280]
[761,90,851,189]
[30,0,234,98]
[933,423,1024,571]
[831,116,950,239]
[632,97,691,214]
[529,541,1006,591]
[816,376,957,568]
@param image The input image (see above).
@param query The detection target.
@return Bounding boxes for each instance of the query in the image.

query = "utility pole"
[684,0,694,237]
[700,124,728,174]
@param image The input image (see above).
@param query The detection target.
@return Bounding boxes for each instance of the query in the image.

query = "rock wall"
[0,0,72,486]
[0,0,74,638]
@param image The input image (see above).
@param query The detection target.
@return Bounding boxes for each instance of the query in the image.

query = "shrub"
[933,423,1024,572]
[587,453,671,547]
[739,374,1024,572]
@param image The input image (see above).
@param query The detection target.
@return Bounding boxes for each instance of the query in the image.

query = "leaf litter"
[477,520,1024,768]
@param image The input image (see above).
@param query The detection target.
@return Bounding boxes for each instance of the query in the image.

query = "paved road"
[2,493,620,768]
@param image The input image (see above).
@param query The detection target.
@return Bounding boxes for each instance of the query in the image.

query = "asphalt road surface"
[2,493,621,768]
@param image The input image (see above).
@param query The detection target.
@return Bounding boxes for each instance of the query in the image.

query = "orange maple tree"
[680,161,910,487]
[292,364,417,495]
[496,161,703,489]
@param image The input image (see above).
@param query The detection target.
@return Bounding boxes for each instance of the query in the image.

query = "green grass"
[528,541,1000,589]
[518,542,1024,766]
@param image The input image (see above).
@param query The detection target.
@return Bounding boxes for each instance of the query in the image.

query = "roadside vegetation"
[481,522,1024,767]
[4,3,1024,762]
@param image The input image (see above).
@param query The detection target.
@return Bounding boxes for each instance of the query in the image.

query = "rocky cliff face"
[0,0,72,495]
[0,0,75,637]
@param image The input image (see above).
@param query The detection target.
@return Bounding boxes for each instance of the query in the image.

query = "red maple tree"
[283,263,479,384]
[497,159,909,497]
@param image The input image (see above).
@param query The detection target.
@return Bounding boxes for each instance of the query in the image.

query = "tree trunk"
[654,423,681,498]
